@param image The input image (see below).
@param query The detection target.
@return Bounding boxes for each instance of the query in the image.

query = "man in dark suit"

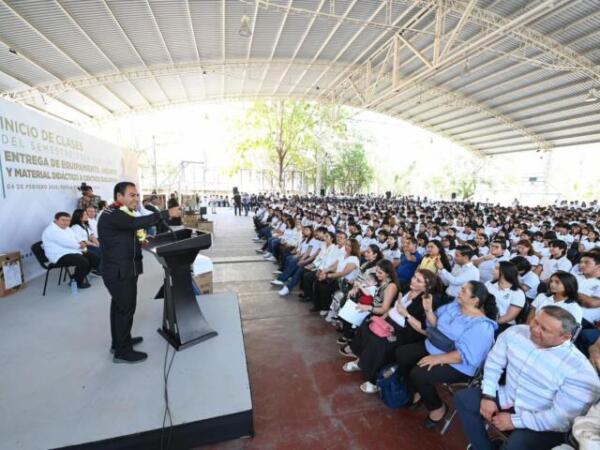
[98,182,167,364]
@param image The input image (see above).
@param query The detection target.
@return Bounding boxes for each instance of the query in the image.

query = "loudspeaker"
[320,188,325,197]
[385,191,391,199]
[451,192,457,200]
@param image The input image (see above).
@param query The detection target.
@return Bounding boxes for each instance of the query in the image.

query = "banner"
[0,98,138,280]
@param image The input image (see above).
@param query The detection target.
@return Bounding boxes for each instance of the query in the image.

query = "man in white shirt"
[576,252,600,325]
[454,306,600,450]
[474,240,508,283]
[437,245,480,299]
[41,211,98,288]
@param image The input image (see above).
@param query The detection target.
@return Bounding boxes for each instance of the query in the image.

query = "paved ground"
[199,209,468,450]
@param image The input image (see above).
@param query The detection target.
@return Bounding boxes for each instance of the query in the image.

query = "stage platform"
[0,259,253,450]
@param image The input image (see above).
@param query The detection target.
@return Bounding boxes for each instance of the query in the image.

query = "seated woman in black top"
[342,268,442,394]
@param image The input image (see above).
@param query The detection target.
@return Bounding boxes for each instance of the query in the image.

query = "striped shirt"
[481,325,600,433]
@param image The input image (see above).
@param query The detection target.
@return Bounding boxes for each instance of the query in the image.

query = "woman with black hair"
[486,261,525,331]
[418,240,452,274]
[70,208,102,275]
[528,270,582,323]
[511,255,540,300]
[394,281,498,430]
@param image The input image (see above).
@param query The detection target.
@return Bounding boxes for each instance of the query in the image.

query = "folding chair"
[31,241,73,296]
[440,368,484,435]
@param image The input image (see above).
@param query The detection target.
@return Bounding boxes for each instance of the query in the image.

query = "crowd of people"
[252,194,600,450]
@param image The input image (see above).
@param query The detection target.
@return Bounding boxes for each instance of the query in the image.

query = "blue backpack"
[376,364,410,409]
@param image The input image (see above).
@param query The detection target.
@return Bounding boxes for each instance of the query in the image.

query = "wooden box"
[193,272,213,294]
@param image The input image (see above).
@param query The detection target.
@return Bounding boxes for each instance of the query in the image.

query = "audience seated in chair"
[394,281,498,430]
[342,268,442,394]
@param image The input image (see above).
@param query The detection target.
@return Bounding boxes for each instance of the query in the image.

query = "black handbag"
[426,327,456,352]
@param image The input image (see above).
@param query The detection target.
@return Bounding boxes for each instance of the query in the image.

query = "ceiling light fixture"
[239,15,252,38]
[584,87,599,103]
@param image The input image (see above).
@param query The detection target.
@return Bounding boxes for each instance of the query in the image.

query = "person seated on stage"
[527,271,583,324]
[41,211,99,289]
[70,208,102,275]
[474,239,509,283]
[85,205,99,238]
[511,256,540,301]
[437,245,480,301]
[394,281,498,431]
[485,261,526,333]
[342,269,442,394]
[454,306,600,450]
[574,252,600,328]
[536,239,573,283]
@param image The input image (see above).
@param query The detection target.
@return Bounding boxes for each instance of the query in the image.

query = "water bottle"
[70,279,78,296]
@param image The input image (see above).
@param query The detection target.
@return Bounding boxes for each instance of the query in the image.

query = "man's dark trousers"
[103,275,138,355]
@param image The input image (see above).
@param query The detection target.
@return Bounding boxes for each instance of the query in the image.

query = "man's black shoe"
[110,336,143,354]
[77,280,91,289]
[113,350,147,364]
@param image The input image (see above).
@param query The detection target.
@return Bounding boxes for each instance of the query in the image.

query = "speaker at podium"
[145,227,217,350]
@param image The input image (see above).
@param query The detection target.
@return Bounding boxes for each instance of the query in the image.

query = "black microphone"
[158,211,177,240]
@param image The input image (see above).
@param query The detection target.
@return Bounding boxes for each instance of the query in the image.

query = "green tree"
[328,143,374,194]
[231,100,319,192]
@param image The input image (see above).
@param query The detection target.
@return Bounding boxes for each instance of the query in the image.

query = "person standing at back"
[98,182,167,364]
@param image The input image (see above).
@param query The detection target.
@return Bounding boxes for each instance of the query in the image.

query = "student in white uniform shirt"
[537,239,573,282]
[485,261,526,331]
[555,223,575,246]
[511,256,540,300]
[474,239,509,283]
[527,271,583,324]
[437,245,480,299]
[512,239,539,267]
[382,235,402,268]
[579,228,600,252]
[575,252,600,325]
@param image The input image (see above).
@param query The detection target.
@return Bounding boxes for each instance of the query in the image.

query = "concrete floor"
[203,209,468,450]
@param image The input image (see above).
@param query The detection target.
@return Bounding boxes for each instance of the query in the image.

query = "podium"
[145,227,217,350]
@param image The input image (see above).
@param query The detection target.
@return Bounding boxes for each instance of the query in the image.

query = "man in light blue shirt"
[454,305,600,450]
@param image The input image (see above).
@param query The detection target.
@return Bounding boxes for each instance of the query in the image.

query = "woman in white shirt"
[70,208,102,275]
[527,271,583,324]
[485,261,526,331]
[360,226,378,254]
[513,239,539,267]
[383,234,402,268]
[475,233,490,257]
